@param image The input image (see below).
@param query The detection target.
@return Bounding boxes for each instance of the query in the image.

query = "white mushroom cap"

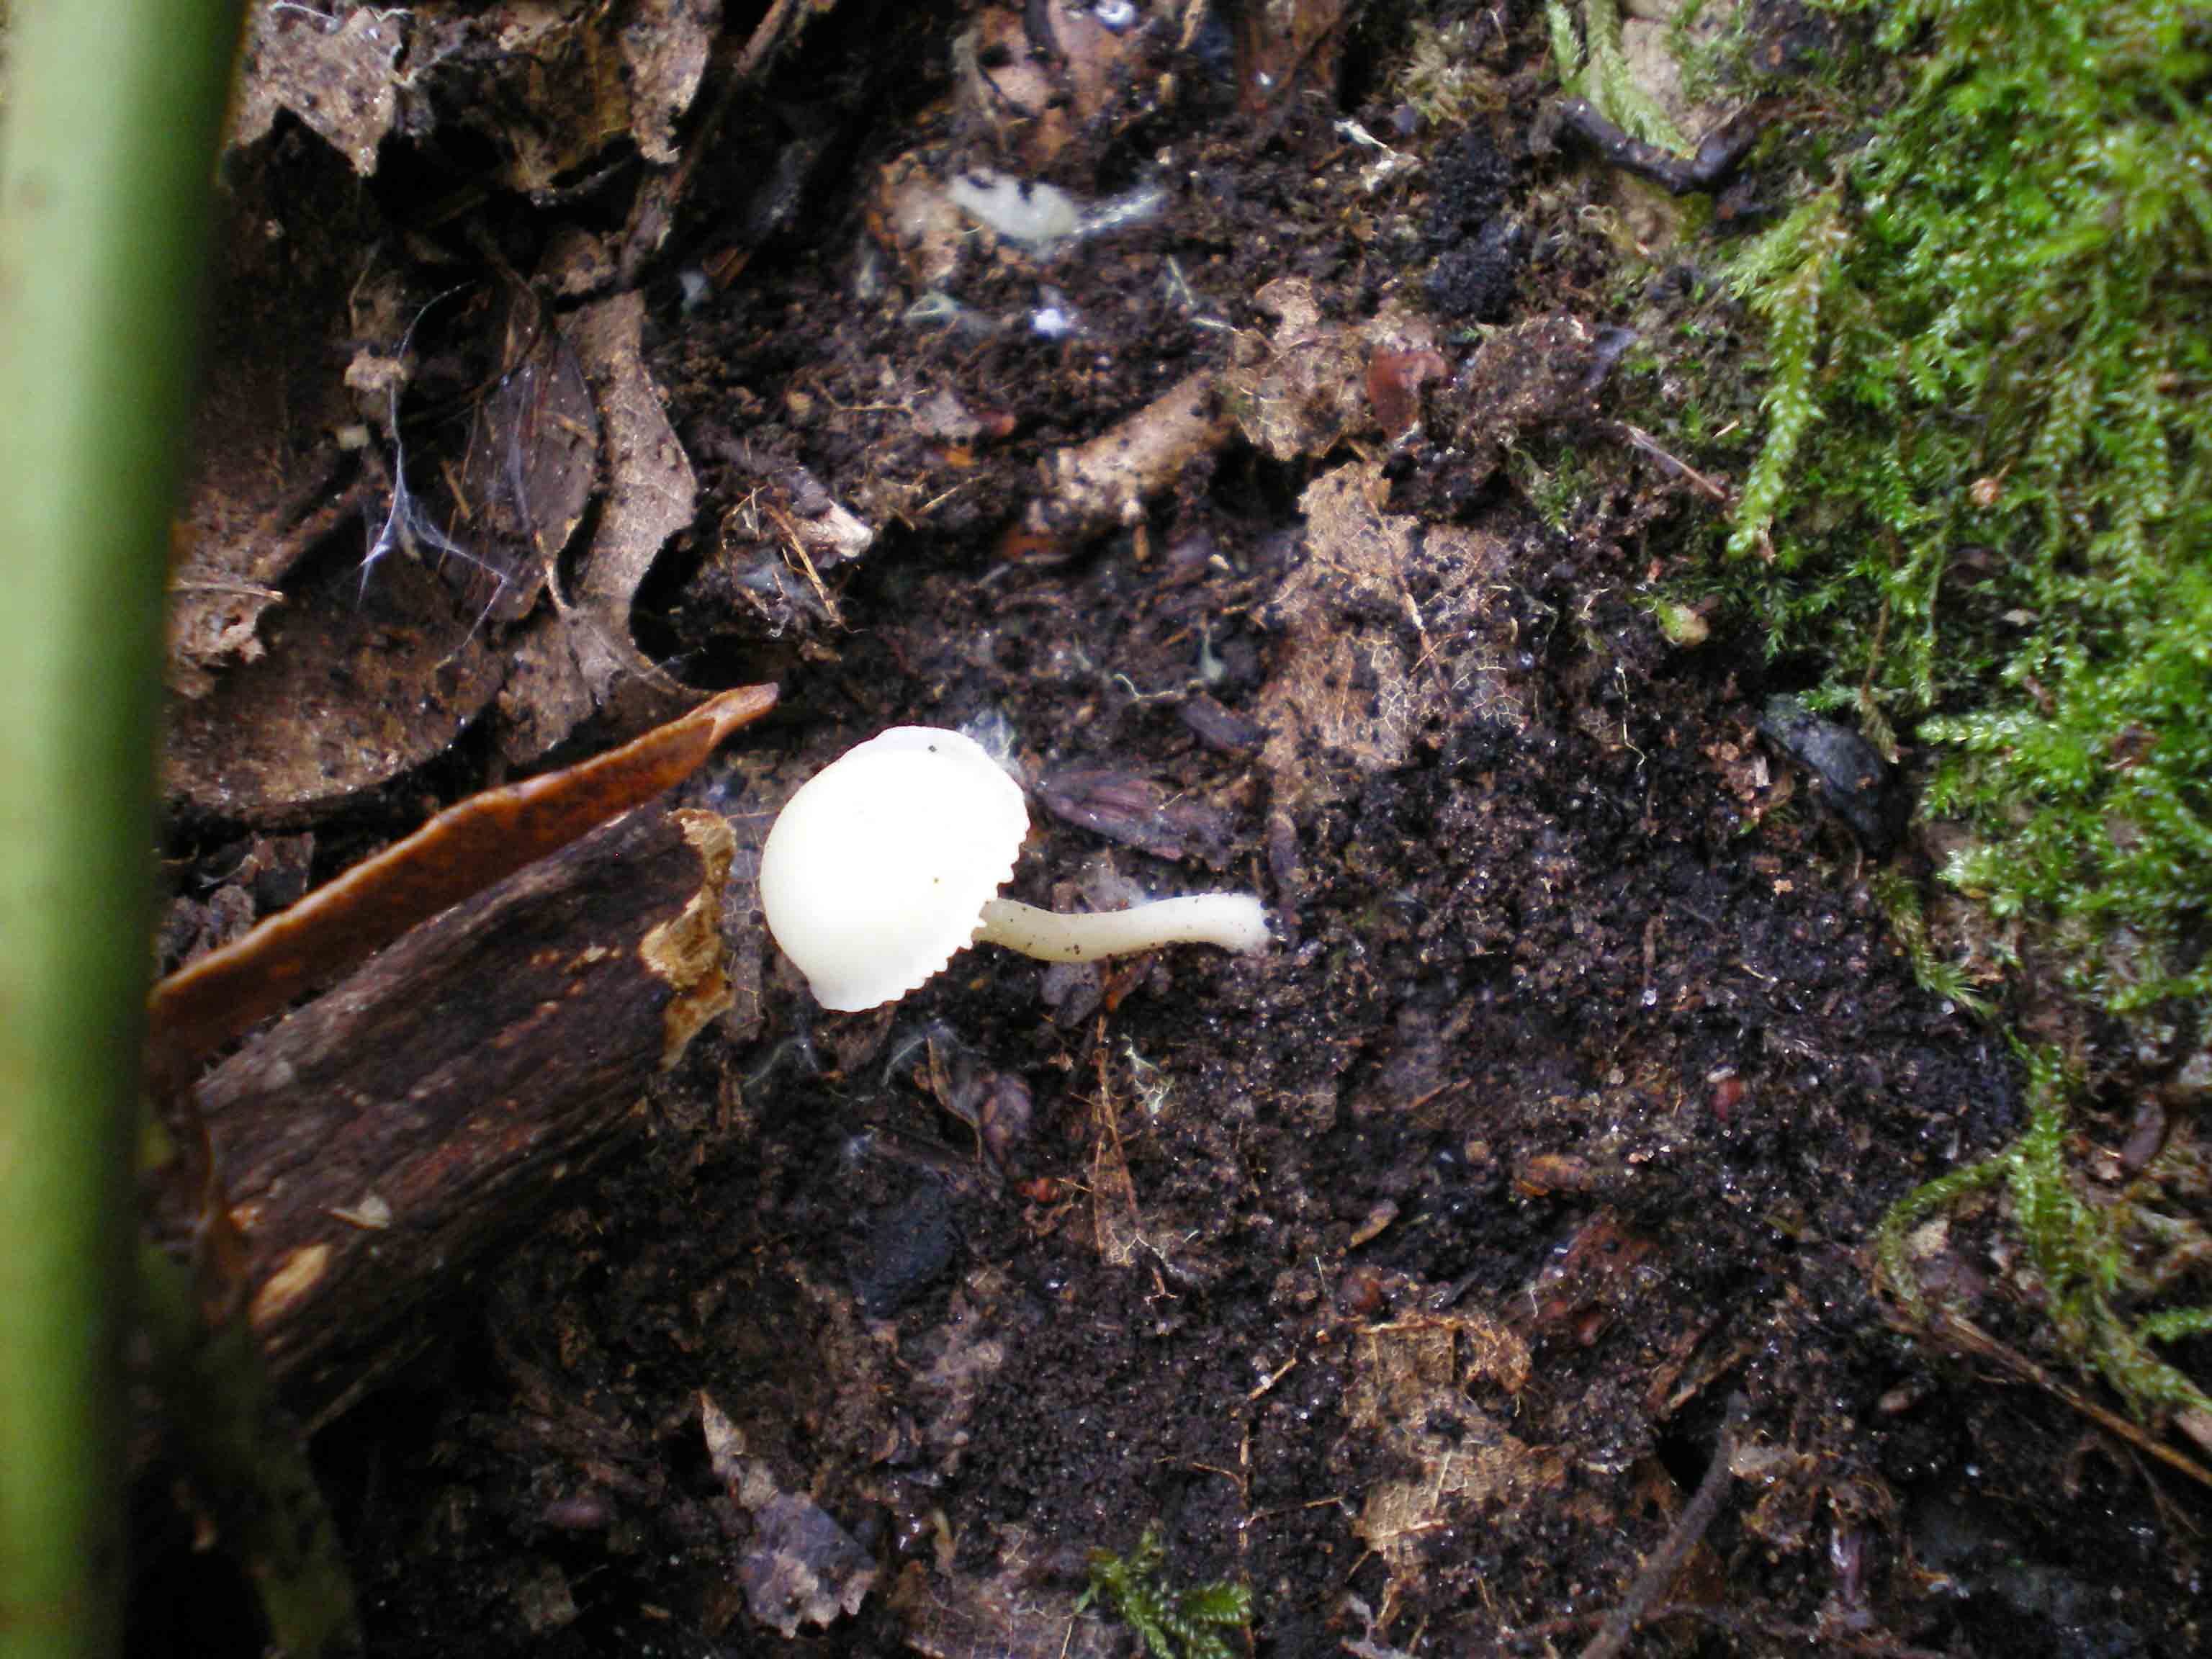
[758,726,1028,1012]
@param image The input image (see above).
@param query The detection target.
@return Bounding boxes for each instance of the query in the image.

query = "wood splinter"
[149,681,777,1069]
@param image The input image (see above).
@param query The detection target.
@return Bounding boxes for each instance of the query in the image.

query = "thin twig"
[1541,97,1771,196]
[1607,421,1731,502]
[1579,1394,1747,1659]
[1925,1310,2212,1493]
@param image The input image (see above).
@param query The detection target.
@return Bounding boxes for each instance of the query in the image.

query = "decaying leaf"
[454,285,603,626]
[413,1,718,197]
[155,835,315,979]
[1256,462,1519,805]
[498,289,702,763]
[1367,347,1450,443]
[894,1556,1120,1659]
[621,0,722,165]
[1036,768,1234,868]
[168,142,385,696]
[1228,278,1370,461]
[162,552,506,821]
[955,1,1149,168]
[232,3,724,199]
[1226,279,1445,460]
[1447,312,1606,480]
[230,6,405,176]
[701,1388,877,1637]
[1346,1311,1563,1586]
[734,1490,877,1637]
[701,445,876,639]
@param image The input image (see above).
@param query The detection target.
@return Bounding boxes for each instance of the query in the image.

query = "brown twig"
[1541,97,1771,196]
[1579,1395,1747,1659]
[1922,1309,2212,1493]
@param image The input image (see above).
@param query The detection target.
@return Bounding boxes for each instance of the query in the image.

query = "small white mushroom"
[757,726,1269,1012]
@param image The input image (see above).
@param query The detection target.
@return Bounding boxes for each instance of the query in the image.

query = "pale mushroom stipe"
[758,727,1270,1012]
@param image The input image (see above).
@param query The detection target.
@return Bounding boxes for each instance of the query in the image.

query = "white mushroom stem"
[975,894,1270,963]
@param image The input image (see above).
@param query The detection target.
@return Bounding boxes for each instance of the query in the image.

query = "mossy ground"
[1611,0,2212,1439]
[1660,0,2211,1014]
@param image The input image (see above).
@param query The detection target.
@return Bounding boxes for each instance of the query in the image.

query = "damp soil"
[137,4,2206,1658]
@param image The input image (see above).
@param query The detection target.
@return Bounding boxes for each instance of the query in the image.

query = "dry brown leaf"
[228,4,722,197]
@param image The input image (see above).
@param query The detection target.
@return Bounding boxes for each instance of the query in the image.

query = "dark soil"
[138,4,2209,1657]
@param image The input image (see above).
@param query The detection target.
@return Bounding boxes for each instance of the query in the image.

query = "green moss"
[1694,0,2212,1016]
[1876,1053,2212,1424]
[1398,17,1508,126]
[1871,869,1998,1022]
[1508,439,1604,534]
[1545,0,1691,151]
[1079,1528,1252,1659]
[1594,0,2212,1425]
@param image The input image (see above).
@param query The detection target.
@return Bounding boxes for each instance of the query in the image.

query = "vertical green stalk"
[0,4,242,1657]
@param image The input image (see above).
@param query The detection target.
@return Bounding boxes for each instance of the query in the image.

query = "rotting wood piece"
[190,803,737,1421]
[150,680,775,1069]
[1015,370,1233,546]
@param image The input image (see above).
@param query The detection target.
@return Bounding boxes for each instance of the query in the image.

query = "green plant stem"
[0,4,243,1658]
[134,1244,359,1655]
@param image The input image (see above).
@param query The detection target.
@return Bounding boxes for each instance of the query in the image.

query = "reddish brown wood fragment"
[148,681,776,1066]
[1367,347,1449,441]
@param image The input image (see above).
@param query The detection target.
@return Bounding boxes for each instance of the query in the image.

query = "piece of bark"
[151,683,774,1070]
[193,803,737,1419]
